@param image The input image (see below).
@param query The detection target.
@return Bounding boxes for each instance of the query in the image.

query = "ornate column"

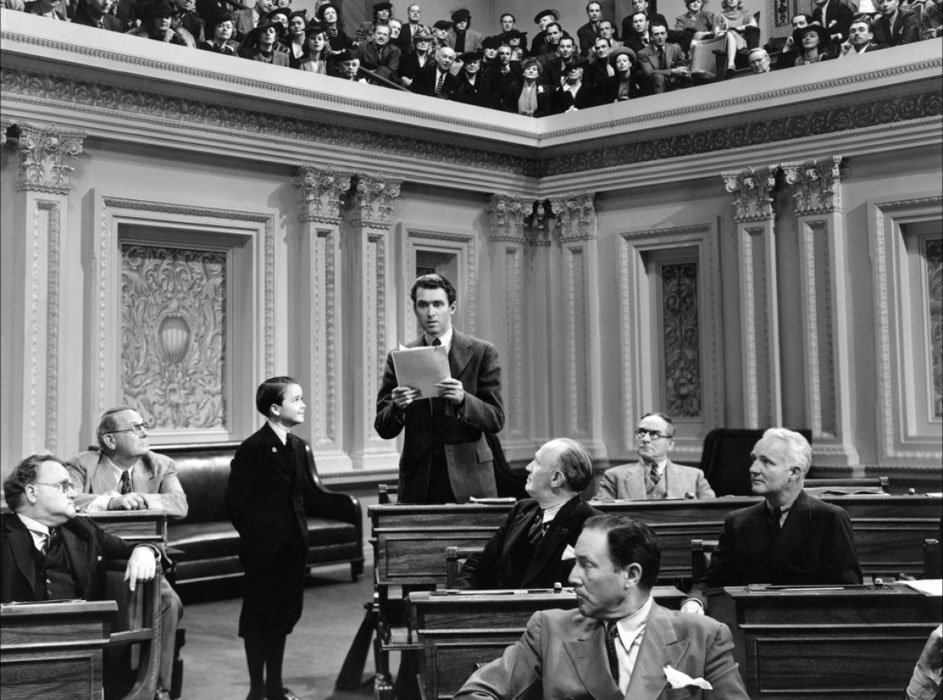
[722,165,782,428]
[547,191,607,458]
[292,165,353,472]
[344,173,402,472]
[782,156,860,468]
[4,124,84,462]
[485,193,530,458]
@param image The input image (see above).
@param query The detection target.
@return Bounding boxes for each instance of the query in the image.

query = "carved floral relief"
[662,262,702,418]
[927,237,942,418]
[120,244,226,430]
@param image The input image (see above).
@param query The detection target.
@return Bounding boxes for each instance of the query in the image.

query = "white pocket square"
[664,665,713,690]
[561,544,576,561]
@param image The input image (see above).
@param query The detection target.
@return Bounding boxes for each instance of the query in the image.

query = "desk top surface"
[0,600,118,617]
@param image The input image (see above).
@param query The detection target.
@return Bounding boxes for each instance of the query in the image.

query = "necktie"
[526,509,545,544]
[38,532,50,556]
[605,622,620,684]
[432,337,442,347]
[769,506,782,539]
[658,48,665,70]
[649,466,660,485]
[119,470,132,495]
[435,71,445,95]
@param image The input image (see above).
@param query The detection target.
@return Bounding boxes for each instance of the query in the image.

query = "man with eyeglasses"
[682,428,862,615]
[67,405,186,698]
[594,411,715,500]
[67,406,188,517]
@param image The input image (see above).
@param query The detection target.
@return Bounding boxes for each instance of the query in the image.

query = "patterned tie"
[435,71,445,95]
[526,509,545,545]
[119,470,132,495]
[649,465,661,486]
[432,337,442,347]
[605,621,621,684]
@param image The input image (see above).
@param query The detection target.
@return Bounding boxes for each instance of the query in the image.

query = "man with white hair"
[682,427,862,614]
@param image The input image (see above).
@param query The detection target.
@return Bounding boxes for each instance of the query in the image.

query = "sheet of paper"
[391,345,450,399]
[903,579,943,597]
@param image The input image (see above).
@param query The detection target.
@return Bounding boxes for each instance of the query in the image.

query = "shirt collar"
[424,326,453,352]
[18,513,50,537]
[613,594,654,637]
[267,419,291,445]
[100,453,136,480]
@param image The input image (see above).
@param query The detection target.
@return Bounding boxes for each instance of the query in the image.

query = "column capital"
[486,193,528,244]
[721,165,778,223]
[347,173,402,229]
[549,191,600,243]
[14,125,85,194]
[782,156,846,216]
[292,165,352,223]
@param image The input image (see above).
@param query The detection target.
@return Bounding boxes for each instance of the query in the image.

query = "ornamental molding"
[486,194,528,244]
[550,192,600,243]
[292,165,353,223]
[782,156,848,215]
[347,174,402,230]
[722,166,779,223]
[14,124,84,194]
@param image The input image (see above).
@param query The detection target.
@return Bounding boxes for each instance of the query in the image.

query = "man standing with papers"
[376,273,505,503]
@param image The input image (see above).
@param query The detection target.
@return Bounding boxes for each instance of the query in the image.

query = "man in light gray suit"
[594,412,714,500]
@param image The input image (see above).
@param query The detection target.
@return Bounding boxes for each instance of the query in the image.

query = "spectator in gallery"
[535,21,565,64]
[509,57,550,116]
[299,22,330,73]
[585,37,615,86]
[397,3,429,55]
[398,28,433,88]
[777,12,813,69]
[872,0,921,45]
[240,18,289,64]
[577,1,605,57]
[675,0,716,54]
[127,0,189,45]
[682,428,862,615]
[451,51,494,108]
[530,7,560,55]
[353,21,401,83]
[792,23,832,64]
[410,45,458,97]
[171,0,205,45]
[431,19,454,51]
[544,35,578,89]
[551,59,596,113]
[280,9,309,66]
[498,11,516,35]
[485,43,522,110]
[503,28,528,61]
[622,0,670,41]
[72,0,126,30]
[355,0,392,46]
[747,46,772,72]
[266,5,290,38]
[597,19,621,50]
[454,438,600,590]
[449,8,483,54]
[638,22,692,93]
[812,0,856,43]
[23,0,67,20]
[595,412,715,500]
[714,0,758,77]
[922,0,943,38]
[198,8,238,54]
[316,2,350,57]
[607,46,637,101]
[623,11,653,55]
[233,0,274,43]
[838,15,887,56]
[335,50,367,81]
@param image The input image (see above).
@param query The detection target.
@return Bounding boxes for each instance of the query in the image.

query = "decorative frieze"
[486,194,528,243]
[782,156,847,216]
[292,166,352,223]
[722,166,778,223]
[15,124,84,194]
[347,174,402,229]
[550,192,600,243]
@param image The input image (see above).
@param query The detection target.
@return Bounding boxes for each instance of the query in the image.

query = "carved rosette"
[550,192,600,243]
[347,173,402,229]
[722,166,778,223]
[486,194,528,243]
[292,165,352,223]
[15,125,85,194]
[782,156,846,216]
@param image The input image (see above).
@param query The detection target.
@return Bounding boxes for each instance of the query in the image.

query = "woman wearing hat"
[503,28,528,61]
[530,8,559,55]
[355,1,393,46]
[713,0,758,76]
[126,0,188,44]
[451,50,494,108]
[448,8,483,54]
[239,17,289,64]
[285,9,308,67]
[299,22,331,73]
[793,23,832,64]
[198,8,239,53]
[606,46,638,101]
[316,3,350,57]
[506,57,550,117]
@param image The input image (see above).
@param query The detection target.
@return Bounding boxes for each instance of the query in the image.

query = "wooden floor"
[177,561,376,700]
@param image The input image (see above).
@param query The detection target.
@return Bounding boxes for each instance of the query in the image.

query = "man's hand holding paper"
[391,345,451,408]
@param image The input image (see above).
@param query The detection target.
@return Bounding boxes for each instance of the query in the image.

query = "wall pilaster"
[782,156,860,468]
[5,124,84,462]
[722,165,782,429]
[344,173,402,472]
[292,165,353,472]
[548,191,607,459]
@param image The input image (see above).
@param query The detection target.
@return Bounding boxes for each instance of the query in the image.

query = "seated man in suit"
[638,21,692,94]
[595,412,715,500]
[67,406,186,698]
[872,0,920,45]
[455,437,599,590]
[683,427,862,615]
[354,22,401,83]
[838,15,886,57]
[1,455,167,696]
[454,515,750,699]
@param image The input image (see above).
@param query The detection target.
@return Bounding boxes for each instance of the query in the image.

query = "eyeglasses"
[109,422,150,436]
[33,480,76,494]
[636,428,671,440]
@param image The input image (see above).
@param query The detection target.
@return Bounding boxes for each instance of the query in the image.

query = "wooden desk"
[1,600,117,700]
[711,583,940,700]
[409,586,686,700]
[82,510,168,546]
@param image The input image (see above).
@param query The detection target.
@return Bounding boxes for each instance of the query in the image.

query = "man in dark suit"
[638,22,691,94]
[577,0,604,57]
[455,515,750,699]
[226,376,321,700]
[71,0,126,30]
[411,45,460,97]
[375,273,504,504]
[812,0,855,43]
[455,438,599,590]
[872,0,921,45]
[683,427,862,615]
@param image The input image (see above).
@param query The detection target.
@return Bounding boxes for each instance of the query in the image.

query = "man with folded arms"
[595,411,715,500]
[455,515,750,699]
[682,427,862,615]
[455,438,599,590]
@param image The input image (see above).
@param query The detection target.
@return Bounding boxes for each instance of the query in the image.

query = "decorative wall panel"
[927,238,942,419]
[662,262,702,419]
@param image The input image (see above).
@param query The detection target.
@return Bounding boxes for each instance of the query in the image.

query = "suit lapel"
[628,466,647,500]
[90,455,117,494]
[448,331,473,379]
[59,523,92,597]
[563,618,624,700]
[524,497,581,582]
[626,603,686,700]
[767,490,812,570]
[665,461,691,499]
[261,423,294,477]
[6,515,38,598]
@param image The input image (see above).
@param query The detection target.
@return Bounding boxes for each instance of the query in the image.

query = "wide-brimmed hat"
[451,8,470,23]
[432,19,453,30]
[792,23,830,47]
[458,50,481,63]
[533,8,559,23]
[205,8,234,29]
[146,0,176,19]
[412,29,433,43]
[609,46,637,66]
[502,29,526,43]
[373,2,393,12]
[267,7,290,22]
[316,3,338,20]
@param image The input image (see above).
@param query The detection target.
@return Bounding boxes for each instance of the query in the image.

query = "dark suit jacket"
[375,330,504,503]
[450,74,495,108]
[454,603,750,700]
[455,496,599,590]
[577,20,600,57]
[354,41,401,81]
[873,8,921,45]
[622,12,668,41]
[226,423,319,636]
[551,82,597,113]
[72,9,126,31]
[410,62,460,97]
[688,489,862,611]
[638,42,686,78]
[1,512,135,603]
[812,0,854,41]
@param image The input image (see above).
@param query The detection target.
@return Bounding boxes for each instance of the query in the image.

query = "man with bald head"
[455,438,599,590]
[682,428,862,614]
